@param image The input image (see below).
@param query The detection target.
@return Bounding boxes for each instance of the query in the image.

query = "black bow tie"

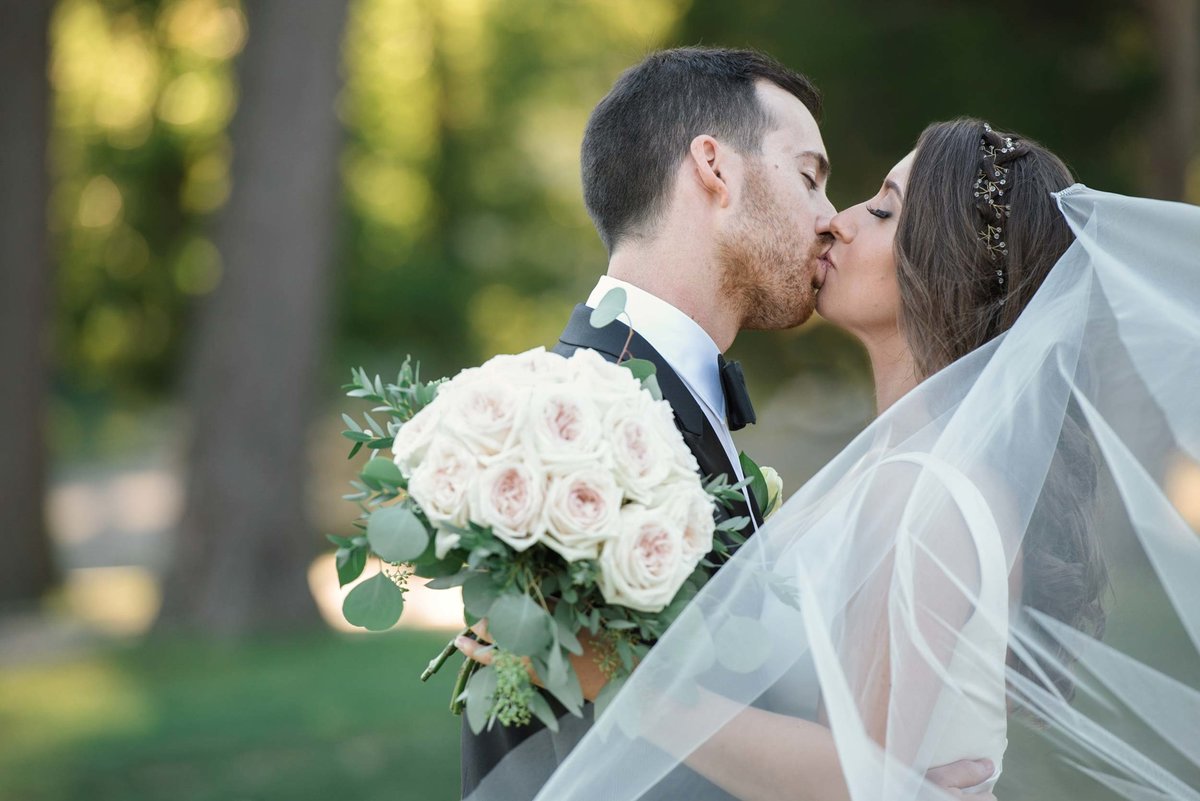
[718,355,756,431]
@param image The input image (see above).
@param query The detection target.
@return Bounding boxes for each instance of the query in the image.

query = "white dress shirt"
[586,276,756,525]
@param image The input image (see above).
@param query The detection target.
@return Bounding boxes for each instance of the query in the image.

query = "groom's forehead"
[755,81,827,157]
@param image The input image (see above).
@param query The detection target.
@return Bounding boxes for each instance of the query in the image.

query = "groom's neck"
[606,243,739,352]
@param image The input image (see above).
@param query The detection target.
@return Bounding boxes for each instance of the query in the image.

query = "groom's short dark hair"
[581,47,821,252]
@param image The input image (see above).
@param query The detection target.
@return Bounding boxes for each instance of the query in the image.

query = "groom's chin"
[742,294,817,332]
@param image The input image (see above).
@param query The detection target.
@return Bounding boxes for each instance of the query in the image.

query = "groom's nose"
[815,200,837,236]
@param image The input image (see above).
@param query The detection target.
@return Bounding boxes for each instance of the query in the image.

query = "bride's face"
[816,152,914,341]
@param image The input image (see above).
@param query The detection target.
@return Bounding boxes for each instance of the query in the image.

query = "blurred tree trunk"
[0,0,56,607]
[158,1,348,635]
[1142,0,1199,200]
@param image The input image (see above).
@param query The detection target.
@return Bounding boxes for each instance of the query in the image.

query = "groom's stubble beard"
[717,161,825,332]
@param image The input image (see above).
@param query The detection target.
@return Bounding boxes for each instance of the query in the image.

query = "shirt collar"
[586,276,726,421]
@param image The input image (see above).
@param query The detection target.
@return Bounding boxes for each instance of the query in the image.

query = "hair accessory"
[973,123,1030,289]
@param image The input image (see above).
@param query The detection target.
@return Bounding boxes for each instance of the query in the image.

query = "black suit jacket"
[460,304,763,799]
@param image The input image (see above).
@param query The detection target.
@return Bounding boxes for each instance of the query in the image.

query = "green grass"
[0,629,462,801]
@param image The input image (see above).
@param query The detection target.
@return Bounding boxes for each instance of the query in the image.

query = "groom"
[461,46,996,799]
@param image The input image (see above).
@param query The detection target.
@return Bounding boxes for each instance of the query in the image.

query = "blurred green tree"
[156,0,349,634]
[0,0,57,605]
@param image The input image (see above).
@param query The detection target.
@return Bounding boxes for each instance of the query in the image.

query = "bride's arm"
[663,463,1000,801]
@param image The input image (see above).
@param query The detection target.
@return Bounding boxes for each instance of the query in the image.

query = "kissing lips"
[815,249,835,290]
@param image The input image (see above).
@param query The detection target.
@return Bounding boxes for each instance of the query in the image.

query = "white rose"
[441,379,526,457]
[480,347,568,386]
[567,348,644,404]
[524,385,607,467]
[541,467,623,561]
[657,481,716,566]
[760,465,784,518]
[606,398,674,502]
[597,504,689,613]
[471,457,545,552]
[406,435,478,528]
[434,528,462,559]
[392,402,442,477]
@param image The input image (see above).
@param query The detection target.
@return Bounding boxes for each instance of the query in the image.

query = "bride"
[462,119,1200,801]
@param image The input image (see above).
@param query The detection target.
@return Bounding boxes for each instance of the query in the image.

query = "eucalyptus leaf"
[620,358,657,382]
[528,691,560,733]
[641,373,664,401]
[588,287,627,328]
[361,457,404,490]
[341,413,362,433]
[341,573,404,631]
[553,603,584,655]
[593,674,627,722]
[604,619,638,630]
[714,615,773,674]
[487,594,555,657]
[540,655,584,717]
[466,665,498,735]
[364,413,385,437]
[367,505,429,563]
[462,573,502,619]
[716,515,752,533]
[335,546,368,587]
[425,568,475,589]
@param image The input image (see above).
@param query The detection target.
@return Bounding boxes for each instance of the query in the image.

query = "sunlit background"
[1,1,1197,799]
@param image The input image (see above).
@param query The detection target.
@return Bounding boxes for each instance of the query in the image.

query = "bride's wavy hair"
[896,118,1109,704]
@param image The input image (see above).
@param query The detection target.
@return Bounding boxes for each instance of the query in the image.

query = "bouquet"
[329,298,753,733]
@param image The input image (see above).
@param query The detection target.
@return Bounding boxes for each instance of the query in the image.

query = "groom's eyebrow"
[796,151,830,182]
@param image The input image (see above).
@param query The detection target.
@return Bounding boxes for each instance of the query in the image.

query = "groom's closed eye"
[796,151,830,185]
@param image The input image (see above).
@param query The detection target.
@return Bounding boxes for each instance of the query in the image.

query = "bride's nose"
[828,208,855,242]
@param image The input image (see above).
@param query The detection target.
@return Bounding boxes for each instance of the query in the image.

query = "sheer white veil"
[465,185,1200,801]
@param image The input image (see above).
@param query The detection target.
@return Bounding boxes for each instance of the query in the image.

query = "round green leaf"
[714,615,772,673]
[588,287,627,328]
[361,457,404,489]
[462,573,502,619]
[342,573,404,631]
[368,505,429,563]
[487,594,554,657]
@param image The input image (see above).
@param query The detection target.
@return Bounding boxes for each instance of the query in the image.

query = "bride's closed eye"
[866,206,892,220]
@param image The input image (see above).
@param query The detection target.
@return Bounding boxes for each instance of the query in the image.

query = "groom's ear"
[688,135,731,208]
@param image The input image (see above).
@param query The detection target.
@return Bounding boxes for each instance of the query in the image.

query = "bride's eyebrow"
[884,179,903,200]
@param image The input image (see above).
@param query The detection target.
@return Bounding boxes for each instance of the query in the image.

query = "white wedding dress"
[467,186,1200,801]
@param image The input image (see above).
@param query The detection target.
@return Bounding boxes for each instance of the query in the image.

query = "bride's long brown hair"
[896,118,1109,703]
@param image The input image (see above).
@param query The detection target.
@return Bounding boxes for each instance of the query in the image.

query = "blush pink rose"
[405,435,478,528]
[541,468,622,561]
[471,458,544,552]
[597,505,689,613]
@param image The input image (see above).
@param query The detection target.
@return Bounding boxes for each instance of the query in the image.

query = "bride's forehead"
[887,151,917,187]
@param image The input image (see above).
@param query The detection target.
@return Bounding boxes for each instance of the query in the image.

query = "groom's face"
[718,81,835,331]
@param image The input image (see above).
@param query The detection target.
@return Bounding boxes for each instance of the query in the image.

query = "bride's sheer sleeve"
[832,456,1012,793]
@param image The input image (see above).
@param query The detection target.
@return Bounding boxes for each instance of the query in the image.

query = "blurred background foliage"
[1,0,1197,798]
[49,0,1191,434]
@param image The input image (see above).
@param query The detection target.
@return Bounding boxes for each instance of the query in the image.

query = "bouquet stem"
[451,654,482,716]
[421,626,471,682]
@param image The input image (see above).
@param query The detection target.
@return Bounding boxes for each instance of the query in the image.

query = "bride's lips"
[815,249,836,288]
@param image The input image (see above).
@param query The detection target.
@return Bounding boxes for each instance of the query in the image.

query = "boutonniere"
[739,453,783,520]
